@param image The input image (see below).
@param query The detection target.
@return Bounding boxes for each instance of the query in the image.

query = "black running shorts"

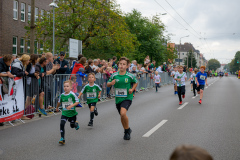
[88,102,97,108]
[197,85,205,91]
[116,100,132,114]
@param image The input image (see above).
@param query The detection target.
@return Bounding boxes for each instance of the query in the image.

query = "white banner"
[69,38,82,58]
[0,78,24,122]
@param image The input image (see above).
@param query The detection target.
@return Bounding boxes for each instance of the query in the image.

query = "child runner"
[153,71,161,92]
[56,80,80,145]
[191,68,198,96]
[171,66,178,95]
[189,70,194,91]
[78,73,102,127]
[195,66,208,104]
[107,57,138,140]
[174,65,187,105]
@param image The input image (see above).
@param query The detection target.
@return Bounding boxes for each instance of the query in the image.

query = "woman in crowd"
[11,54,30,77]
[85,59,95,74]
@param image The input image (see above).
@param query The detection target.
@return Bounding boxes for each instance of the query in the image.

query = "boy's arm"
[129,83,138,94]
[98,91,102,98]
[205,78,208,86]
[56,102,61,112]
[67,102,79,110]
[78,92,83,99]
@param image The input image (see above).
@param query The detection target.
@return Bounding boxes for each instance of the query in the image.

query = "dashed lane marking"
[142,120,168,137]
[178,102,189,110]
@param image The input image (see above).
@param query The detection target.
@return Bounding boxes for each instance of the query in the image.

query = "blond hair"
[45,52,53,59]
[64,80,73,86]
[19,54,30,66]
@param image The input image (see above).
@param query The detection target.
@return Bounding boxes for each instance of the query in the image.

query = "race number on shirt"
[62,102,74,110]
[87,92,97,99]
[115,88,128,97]
[200,75,206,80]
[155,78,160,83]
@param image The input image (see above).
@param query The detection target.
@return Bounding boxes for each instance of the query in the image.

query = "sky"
[116,0,240,64]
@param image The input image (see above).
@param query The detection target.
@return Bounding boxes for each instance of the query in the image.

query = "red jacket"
[71,62,84,75]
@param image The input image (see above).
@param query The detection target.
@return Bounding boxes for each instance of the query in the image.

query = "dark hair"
[119,57,130,65]
[30,54,39,65]
[78,54,83,61]
[112,56,117,60]
[79,57,87,65]
[71,76,77,80]
[39,57,47,64]
[170,145,213,160]
[85,59,93,70]
[3,54,12,62]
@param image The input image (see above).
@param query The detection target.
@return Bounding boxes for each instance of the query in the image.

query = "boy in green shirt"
[78,73,102,127]
[56,80,80,145]
[107,57,138,140]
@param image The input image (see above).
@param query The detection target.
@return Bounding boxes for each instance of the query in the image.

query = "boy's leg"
[60,115,68,138]
[182,86,186,96]
[177,87,182,102]
[155,84,158,92]
[120,108,129,129]
[193,83,196,96]
[69,115,78,129]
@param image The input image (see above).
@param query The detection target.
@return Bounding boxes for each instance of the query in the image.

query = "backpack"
[25,105,35,119]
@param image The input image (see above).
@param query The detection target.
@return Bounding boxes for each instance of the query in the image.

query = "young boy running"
[153,71,161,92]
[174,66,187,105]
[171,66,178,95]
[195,66,208,104]
[107,57,138,140]
[56,80,80,145]
[78,73,102,127]
[191,68,198,96]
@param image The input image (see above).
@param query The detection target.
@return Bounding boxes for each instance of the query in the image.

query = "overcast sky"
[117,0,240,64]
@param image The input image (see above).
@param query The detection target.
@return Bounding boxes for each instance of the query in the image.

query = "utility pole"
[191,43,193,68]
[30,0,35,54]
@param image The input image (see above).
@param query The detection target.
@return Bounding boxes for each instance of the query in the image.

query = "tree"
[184,50,197,68]
[124,9,166,64]
[229,51,240,73]
[207,59,221,71]
[25,0,138,59]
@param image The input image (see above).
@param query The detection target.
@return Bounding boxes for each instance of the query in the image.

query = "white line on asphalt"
[178,102,189,110]
[206,87,208,89]
[142,120,168,137]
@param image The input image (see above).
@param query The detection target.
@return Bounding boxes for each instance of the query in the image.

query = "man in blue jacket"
[53,52,69,75]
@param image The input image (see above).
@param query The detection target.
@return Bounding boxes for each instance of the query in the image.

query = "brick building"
[0,0,52,56]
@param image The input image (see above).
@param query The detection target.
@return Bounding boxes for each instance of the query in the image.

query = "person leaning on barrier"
[11,54,30,77]
[0,54,14,79]
[170,145,213,160]
[53,52,69,75]
[46,52,60,75]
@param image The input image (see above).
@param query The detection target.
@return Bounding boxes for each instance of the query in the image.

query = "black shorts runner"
[197,85,205,91]
[116,100,132,114]
[61,115,77,123]
[88,102,97,108]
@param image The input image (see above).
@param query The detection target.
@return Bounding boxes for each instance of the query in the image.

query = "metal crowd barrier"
[22,72,192,117]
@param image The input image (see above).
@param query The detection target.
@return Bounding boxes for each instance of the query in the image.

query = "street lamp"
[49,1,58,54]
[179,35,189,65]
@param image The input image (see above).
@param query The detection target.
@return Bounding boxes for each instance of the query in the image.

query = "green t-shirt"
[81,83,102,104]
[108,72,138,104]
[58,91,79,117]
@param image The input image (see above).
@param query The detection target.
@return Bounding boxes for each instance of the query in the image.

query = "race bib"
[62,102,74,110]
[200,75,206,80]
[87,92,97,99]
[155,78,160,83]
[115,88,128,97]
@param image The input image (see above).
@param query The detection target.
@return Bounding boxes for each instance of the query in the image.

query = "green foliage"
[124,9,166,65]
[183,50,197,68]
[207,59,221,71]
[229,51,240,72]
[25,0,138,59]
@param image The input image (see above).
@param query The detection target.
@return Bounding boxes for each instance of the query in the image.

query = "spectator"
[85,60,95,74]
[97,59,102,68]
[144,55,150,64]
[149,60,156,70]
[130,60,137,71]
[170,145,213,160]
[46,52,59,75]
[76,68,87,93]
[11,54,30,77]
[156,65,163,73]
[93,59,101,83]
[24,54,39,120]
[162,62,167,72]
[112,56,118,70]
[53,54,58,60]
[0,54,14,78]
[41,53,46,58]
[71,76,78,96]
[35,57,48,116]
[53,51,69,74]
[71,56,86,75]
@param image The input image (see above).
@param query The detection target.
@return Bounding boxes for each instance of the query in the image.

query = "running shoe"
[38,108,47,116]
[76,103,82,107]
[88,121,93,127]
[94,108,98,116]
[176,91,178,94]
[194,94,196,96]
[133,94,135,97]
[182,95,185,99]
[75,121,80,130]
[179,101,182,105]
[59,137,65,145]
[199,99,202,104]
[123,128,132,140]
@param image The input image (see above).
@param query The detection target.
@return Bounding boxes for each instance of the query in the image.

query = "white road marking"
[206,87,208,89]
[142,120,168,137]
[178,102,189,110]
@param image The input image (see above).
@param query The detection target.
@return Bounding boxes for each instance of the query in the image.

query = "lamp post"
[49,1,58,54]
[179,35,189,65]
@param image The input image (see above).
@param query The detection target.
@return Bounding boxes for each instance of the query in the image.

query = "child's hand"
[111,80,116,85]
[67,105,73,110]
[98,94,101,98]
[56,108,59,112]
[129,89,133,94]
[78,95,80,99]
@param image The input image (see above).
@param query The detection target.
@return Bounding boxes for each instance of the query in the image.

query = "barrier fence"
[0,72,192,123]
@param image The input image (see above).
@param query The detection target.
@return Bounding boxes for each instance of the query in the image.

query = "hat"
[54,54,58,56]
[60,52,65,56]
[79,68,85,72]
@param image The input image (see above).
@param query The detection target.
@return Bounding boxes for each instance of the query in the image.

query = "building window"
[28,5,31,21]
[13,37,17,54]
[13,0,18,20]
[34,40,38,54]
[35,7,39,22]
[182,53,184,55]
[41,9,44,20]
[40,42,43,54]
[20,3,25,22]
[27,40,30,53]
[20,38,25,53]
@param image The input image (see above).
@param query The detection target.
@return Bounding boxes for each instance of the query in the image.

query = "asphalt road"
[0,76,240,160]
